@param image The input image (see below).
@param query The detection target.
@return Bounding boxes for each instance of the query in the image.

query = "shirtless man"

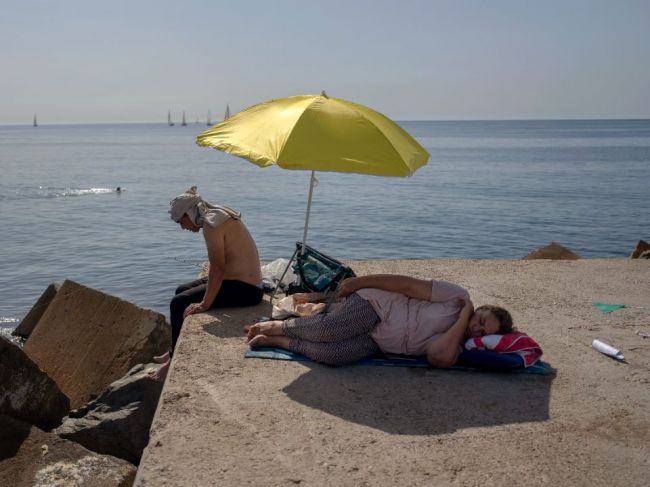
[150,186,262,381]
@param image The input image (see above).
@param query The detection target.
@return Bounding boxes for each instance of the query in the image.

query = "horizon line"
[2,116,650,126]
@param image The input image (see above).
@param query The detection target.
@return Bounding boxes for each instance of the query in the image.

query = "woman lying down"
[246,274,514,367]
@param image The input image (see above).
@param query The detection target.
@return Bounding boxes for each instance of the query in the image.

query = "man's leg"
[210,280,263,308]
[170,282,207,351]
[150,281,208,382]
[175,277,207,295]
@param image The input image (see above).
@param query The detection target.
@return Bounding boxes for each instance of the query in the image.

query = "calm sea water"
[1,119,649,332]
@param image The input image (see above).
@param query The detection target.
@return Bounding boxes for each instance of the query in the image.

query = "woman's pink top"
[356,280,469,355]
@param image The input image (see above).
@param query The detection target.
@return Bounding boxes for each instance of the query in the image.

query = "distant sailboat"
[33,113,38,127]
[206,110,212,126]
[224,104,231,120]
[168,110,174,126]
[181,111,187,126]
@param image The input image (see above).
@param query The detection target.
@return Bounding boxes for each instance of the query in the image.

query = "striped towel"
[464,332,543,367]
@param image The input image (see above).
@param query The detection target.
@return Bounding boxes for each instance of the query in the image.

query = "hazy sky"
[1,0,649,123]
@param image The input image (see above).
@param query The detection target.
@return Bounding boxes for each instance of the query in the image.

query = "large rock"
[0,336,69,430]
[630,239,650,258]
[56,363,164,464]
[23,279,170,409]
[0,415,135,487]
[13,283,60,339]
[522,241,581,260]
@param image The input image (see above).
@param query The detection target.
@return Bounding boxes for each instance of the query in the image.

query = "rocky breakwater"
[1,280,171,486]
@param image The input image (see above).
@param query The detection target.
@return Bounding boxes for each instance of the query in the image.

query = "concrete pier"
[135,260,649,486]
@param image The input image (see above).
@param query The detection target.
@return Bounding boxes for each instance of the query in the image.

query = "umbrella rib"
[197,139,275,168]
[274,101,315,165]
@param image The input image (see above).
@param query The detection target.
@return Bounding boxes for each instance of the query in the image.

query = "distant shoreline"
[2,117,650,127]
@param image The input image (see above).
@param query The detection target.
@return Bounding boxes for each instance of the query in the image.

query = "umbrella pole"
[301,171,316,255]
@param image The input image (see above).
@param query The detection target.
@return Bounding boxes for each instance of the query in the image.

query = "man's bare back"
[204,218,261,285]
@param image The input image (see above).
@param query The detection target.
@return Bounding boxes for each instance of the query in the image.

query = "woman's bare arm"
[337,275,431,300]
[426,299,474,368]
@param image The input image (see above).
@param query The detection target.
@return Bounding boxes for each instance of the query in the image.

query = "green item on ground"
[593,302,626,314]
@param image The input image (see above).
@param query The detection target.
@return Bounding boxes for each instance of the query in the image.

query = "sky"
[1,0,649,124]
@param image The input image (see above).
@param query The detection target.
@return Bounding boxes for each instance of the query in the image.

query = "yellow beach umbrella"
[196,92,429,246]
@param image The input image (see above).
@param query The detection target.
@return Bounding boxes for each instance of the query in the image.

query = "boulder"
[522,241,581,260]
[0,415,135,487]
[630,239,650,258]
[0,336,69,430]
[13,283,60,339]
[639,250,650,259]
[23,279,170,409]
[56,363,164,464]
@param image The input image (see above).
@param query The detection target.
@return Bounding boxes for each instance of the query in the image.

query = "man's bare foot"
[148,358,170,382]
[245,320,284,341]
[153,351,170,364]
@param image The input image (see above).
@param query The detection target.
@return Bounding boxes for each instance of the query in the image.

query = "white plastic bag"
[261,258,296,291]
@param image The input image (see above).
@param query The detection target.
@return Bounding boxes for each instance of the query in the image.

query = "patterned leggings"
[281,293,381,365]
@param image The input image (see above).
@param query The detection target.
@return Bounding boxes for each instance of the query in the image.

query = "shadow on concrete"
[282,364,553,435]
[202,302,273,339]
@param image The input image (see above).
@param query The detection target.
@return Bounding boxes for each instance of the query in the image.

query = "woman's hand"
[183,302,208,318]
[337,277,358,298]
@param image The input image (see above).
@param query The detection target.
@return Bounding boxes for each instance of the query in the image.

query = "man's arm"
[337,275,432,301]
[184,224,226,317]
[426,299,473,368]
[201,224,227,308]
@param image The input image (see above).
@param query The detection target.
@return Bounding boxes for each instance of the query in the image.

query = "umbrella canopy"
[196,93,429,177]
[196,93,429,251]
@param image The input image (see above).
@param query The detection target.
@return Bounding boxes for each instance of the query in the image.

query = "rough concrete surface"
[23,279,171,409]
[136,260,649,486]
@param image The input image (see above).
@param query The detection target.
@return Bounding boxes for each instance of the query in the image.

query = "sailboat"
[168,110,174,126]
[33,113,38,127]
[181,111,187,126]
[206,110,212,126]
[224,104,231,120]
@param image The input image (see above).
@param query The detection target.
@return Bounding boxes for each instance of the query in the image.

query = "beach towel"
[463,332,543,367]
[245,347,553,375]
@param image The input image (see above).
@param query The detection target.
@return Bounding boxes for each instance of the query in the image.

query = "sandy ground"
[135,259,649,486]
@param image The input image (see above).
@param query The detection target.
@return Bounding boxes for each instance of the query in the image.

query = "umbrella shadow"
[282,363,554,435]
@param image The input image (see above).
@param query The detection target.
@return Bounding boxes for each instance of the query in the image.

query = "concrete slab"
[13,283,60,339]
[136,260,650,486]
[23,280,170,409]
[0,336,69,430]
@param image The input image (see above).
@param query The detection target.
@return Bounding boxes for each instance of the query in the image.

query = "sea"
[1,119,649,337]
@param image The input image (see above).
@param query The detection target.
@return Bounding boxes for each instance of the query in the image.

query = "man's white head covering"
[169,186,241,228]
